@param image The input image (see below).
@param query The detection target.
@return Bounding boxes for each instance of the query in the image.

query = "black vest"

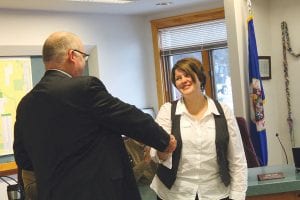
[156,99,230,189]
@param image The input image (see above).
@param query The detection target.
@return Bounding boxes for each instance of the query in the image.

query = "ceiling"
[0,0,222,15]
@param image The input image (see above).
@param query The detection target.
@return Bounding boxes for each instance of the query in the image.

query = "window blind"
[159,19,227,55]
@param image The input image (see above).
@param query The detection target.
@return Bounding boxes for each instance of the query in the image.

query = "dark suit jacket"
[13,70,170,200]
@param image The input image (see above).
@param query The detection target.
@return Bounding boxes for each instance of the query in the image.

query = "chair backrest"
[236,117,260,168]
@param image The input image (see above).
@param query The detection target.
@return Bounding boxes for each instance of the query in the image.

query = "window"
[151,8,233,109]
[211,48,233,109]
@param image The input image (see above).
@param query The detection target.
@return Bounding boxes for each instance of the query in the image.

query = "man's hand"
[156,135,177,161]
[164,134,177,153]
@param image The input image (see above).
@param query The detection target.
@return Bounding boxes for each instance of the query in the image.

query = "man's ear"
[68,49,76,63]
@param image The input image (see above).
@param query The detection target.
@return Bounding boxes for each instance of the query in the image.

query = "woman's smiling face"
[174,69,201,97]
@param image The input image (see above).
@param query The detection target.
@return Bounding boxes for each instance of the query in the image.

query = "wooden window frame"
[151,7,225,107]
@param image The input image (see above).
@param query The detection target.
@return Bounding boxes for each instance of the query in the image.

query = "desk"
[0,155,17,176]
[246,165,300,200]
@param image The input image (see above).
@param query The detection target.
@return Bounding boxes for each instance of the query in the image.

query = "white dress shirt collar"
[176,96,221,117]
[47,69,72,78]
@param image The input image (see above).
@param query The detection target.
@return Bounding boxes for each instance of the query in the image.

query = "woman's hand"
[157,151,171,161]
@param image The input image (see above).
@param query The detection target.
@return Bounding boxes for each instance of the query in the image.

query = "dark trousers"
[157,195,230,200]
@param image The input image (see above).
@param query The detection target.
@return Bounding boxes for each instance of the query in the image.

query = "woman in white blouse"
[150,58,247,200]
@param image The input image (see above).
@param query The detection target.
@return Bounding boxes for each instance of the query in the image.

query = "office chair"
[236,117,260,168]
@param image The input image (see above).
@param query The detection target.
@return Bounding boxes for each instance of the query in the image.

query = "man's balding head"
[42,31,86,77]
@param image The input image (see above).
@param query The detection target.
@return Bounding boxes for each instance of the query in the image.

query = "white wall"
[224,0,249,119]
[250,0,300,165]
[270,0,300,158]
[0,10,156,110]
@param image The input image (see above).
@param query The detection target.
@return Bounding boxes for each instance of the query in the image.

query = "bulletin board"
[0,57,33,156]
[0,57,35,175]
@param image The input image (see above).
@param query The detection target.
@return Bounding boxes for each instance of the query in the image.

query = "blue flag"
[248,16,268,166]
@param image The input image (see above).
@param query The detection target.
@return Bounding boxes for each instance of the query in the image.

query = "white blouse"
[150,98,248,200]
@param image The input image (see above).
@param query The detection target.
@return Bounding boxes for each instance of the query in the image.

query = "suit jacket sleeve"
[13,98,34,170]
[86,77,170,152]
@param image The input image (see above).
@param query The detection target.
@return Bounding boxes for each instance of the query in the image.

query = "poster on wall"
[0,57,32,156]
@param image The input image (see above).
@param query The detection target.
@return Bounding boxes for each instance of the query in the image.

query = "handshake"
[158,134,177,161]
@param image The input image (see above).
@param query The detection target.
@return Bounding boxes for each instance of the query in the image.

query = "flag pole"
[247,0,252,16]
[247,1,268,166]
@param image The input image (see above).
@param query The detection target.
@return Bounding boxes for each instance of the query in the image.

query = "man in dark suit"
[13,31,176,200]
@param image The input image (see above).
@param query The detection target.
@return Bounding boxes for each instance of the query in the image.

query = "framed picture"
[258,56,271,80]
